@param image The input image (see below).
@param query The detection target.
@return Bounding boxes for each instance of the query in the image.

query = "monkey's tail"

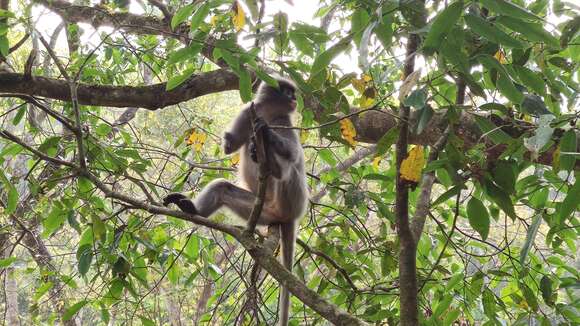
[279,221,296,326]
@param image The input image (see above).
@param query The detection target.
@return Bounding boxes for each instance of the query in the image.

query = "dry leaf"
[339,118,357,147]
[231,152,240,166]
[232,2,246,32]
[398,70,421,102]
[186,130,207,152]
[400,145,425,182]
[372,156,382,169]
[494,50,507,64]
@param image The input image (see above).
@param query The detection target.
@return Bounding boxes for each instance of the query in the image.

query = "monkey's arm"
[253,118,300,162]
[224,108,251,154]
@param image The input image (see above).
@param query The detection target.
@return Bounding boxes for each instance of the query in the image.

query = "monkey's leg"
[194,179,280,224]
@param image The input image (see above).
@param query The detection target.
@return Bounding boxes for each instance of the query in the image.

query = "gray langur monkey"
[163,77,308,326]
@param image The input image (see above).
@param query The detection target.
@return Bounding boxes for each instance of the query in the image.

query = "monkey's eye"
[282,88,295,100]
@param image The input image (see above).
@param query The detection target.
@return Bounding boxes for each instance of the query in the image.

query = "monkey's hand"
[163,193,198,215]
[253,117,270,136]
[223,132,235,154]
[249,137,258,163]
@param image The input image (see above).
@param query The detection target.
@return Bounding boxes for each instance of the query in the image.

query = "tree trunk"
[2,234,20,326]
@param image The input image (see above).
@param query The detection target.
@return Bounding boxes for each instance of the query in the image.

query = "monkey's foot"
[163,193,198,215]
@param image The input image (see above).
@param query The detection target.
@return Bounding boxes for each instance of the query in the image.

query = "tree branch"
[0,70,239,109]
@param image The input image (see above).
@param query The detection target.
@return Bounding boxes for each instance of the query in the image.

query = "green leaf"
[440,26,470,73]
[190,2,210,32]
[0,35,8,57]
[539,276,553,305]
[318,148,337,166]
[375,127,399,156]
[484,178,517,220]
[514,66,545,95]
[165,67,195,91]
[519,283,539,311]
[496,16,559,48]
[558,178,580,224]
[432,185,461,206]
[6,186,17,214]
[33,282,54,301]
[167,43,203,65]
[559,130,577,171]
[465,14,525,48]
[139,316,156,326]
[520,94,551,116]
[238,69,252,103]
[76,244,93,276]
[423,1,464,54]
[63,300,88,321]
[496,72,524,104]
[109,278,124,299]
[0,256,17,268]
[403,88,427,109]
[375,13,394,49]
[467,197,490,240]
[351,8,370,46]
[519,214,541,264]
[42,204,66,237]
[171,4,195,30]
[473,115,513,144]
[482,288,497,319]
[491,160,517,194]
[479,0,540,21]
[415,104,434,135]
[95,123,113,137]
[12,105,25,126]
[478,55,523,103]
[309,38,350,87]
[92,215,106,242]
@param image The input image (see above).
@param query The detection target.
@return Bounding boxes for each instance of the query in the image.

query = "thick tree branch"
[0,70,239,109]
[34,0,188,42]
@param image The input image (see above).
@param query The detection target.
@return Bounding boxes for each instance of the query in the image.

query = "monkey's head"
[256,77,297,114]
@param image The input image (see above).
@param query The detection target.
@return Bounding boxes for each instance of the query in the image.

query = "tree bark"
[1,234,20,326]
[395,32,420,326]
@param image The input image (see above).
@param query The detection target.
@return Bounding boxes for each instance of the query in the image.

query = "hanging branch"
[245,102,271,234]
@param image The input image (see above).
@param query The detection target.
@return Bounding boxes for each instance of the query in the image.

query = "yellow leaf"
[231,153,240,166]
[186,130,207,152]
[359,96,375,108]
[362,73,372,82]
[352,78,366,93]
[300,130,309,144]
[232,2,245,32]
[400,146,425,183]
[210,15,218,27]
[339,118,357,147]
[372,156,382,169]
[494,50,506,64]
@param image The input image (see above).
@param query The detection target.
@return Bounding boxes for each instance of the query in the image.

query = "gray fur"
[165,77,308,326]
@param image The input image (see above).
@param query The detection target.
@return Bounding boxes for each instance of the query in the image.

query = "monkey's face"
[280,86,297,111]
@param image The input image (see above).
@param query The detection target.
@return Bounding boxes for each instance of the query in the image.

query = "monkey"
[163,77,308,326]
